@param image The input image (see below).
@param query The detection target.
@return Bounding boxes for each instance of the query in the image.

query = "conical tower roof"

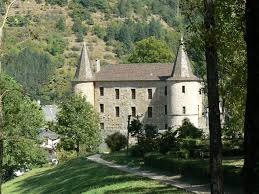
[74,42,93,81]
[168,39,200,81]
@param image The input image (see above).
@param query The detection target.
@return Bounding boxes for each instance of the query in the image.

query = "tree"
[0,74,45,193]
[176,118,203,139]
[243,1,259,193]
[2,47,55,101]
[55,95,100,155]
[128,36,174,63]
[204,0,223,193]
[0,0,17,47]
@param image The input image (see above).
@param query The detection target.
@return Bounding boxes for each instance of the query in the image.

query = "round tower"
[73,42,95,106]
[167,40,203,129]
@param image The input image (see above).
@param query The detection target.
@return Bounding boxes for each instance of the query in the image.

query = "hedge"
[144,153,243,186]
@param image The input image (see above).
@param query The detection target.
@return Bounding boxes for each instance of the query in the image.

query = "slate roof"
[73,41,201,82]
[94,63,172,81]
[40,129,59,140]
[169,41,200,81]
[74,42,93,81]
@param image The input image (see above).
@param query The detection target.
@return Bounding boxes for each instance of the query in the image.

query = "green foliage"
[2,47,55,102]
[0,74,46,181]
[130,138,159,157]
[55,95,100,153]
[105,132,127,152]
[95,19,179,58]
[56,149,77,163]
[45,0,68,6]
[144,124,158,139]
[7,15,31,27]
[128,36,174,63]
[77,0,110,12]
[72,19,88,41]
[128,119,143,139]
[47,34,67,56]
[159,129,177,154]
[182,0,246,137]
[93,25,106,40]
[176,118,204,139]
[56,17,66,32]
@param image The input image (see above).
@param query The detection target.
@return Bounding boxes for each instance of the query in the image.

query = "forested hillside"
[0,0,183,104]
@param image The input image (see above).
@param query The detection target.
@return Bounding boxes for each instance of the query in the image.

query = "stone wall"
[167,81,203,129]
[74,82,95,106]
[94,81,168,138]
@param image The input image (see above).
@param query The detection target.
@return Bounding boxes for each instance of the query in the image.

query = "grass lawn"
[3,157,189,194]
[101,151,245,194]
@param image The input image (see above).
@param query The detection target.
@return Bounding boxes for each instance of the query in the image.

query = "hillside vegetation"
[0,0,182,104]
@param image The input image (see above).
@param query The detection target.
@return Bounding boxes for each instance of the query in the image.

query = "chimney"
[96,59,101,73]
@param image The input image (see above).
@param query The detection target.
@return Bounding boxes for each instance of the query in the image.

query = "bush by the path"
[105,132,127,152]
[144,153,243,186]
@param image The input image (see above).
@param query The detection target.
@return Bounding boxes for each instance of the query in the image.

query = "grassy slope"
[101,151,244,194]
[3,157,188,194]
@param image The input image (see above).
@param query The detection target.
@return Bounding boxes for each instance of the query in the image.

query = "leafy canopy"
[0,74,46,181]
[128,36,174,63]
[55,95,100,153]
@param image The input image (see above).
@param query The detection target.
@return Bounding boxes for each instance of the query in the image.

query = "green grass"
[101,151,244,194]
[3,157,188,194]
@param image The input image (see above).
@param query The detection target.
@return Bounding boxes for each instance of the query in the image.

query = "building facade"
[73,41,207,141]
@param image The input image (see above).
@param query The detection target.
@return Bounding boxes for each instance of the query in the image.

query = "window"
[100,123,104,130]
[131,107,136,117]
[165,105,167,115]
[148,89,152,99]
[148,107,153,118]
[100,87,104,96]
[182,86,185,93]
[165,86,167,96]
[115,106,120,117]
[100,104,104,113]
[115,89,120,99]
[183,106,186,114]
[131,89,136,99]
[199,89,202,95]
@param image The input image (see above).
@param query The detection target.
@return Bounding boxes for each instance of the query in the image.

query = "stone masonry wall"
[94,81,168,140]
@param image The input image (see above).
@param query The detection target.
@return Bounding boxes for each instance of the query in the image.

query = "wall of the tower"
[167,81,202,129]
[74,82,95,106]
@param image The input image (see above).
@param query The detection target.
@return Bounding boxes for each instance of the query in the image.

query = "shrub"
[158,129,177,154]
[144,124,159,139]
[105,132,127,152]
[56,17,66,31]
[176,118,204,139]
[45,0,68,6]
[130,137,159,157]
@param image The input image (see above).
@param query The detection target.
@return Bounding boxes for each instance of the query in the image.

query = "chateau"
[73,41,207,139]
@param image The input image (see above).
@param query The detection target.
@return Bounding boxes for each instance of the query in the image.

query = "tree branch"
[0,0,17,29]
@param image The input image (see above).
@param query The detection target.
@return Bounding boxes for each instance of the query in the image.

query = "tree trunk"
[0,96,4,194]
[203,0,223,193]
[243,1,259,193]
[76,140,80,157]
[0,0,17,47]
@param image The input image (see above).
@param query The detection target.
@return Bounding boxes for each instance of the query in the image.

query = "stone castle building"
[73,41,207,139]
